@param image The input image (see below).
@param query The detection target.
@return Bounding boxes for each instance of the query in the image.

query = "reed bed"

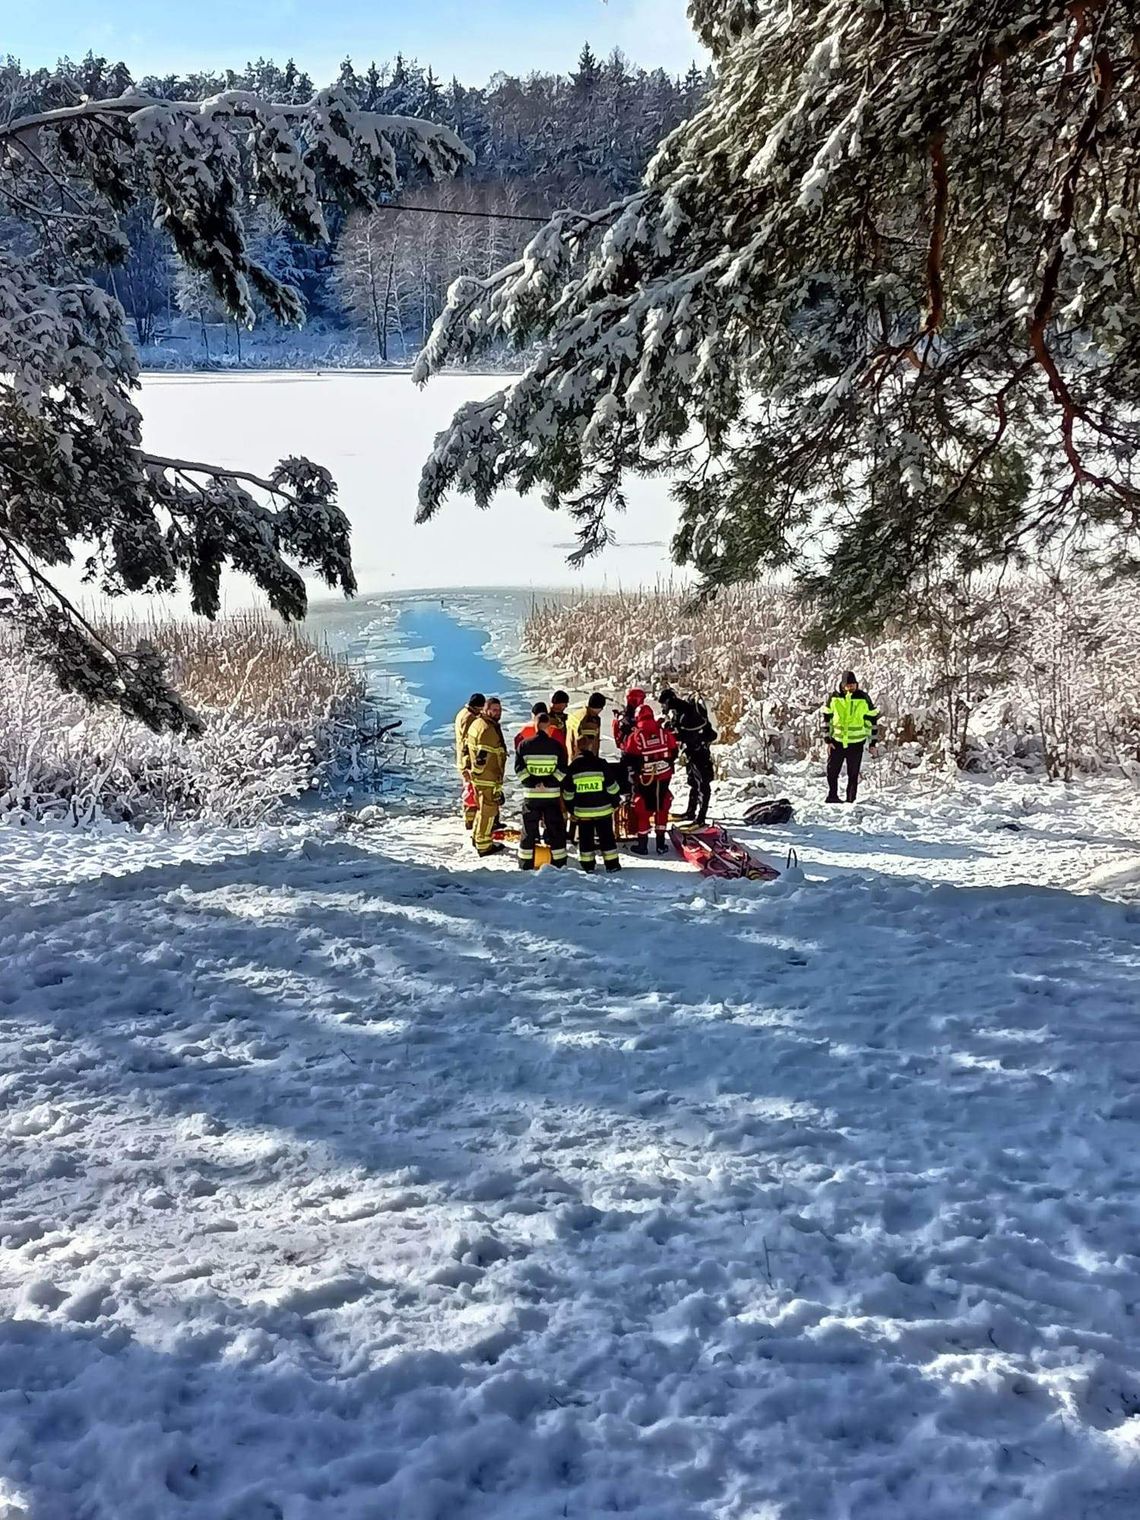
[0,611,373,826]
[524,577,1140,781]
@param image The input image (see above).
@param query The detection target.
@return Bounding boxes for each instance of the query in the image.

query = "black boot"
[825,795,841,804]
[631,835,649,856]
[604,859,622,873]
[655,830,669,854]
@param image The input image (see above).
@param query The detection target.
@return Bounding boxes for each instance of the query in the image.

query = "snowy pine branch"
[0,78,469,729]
[418,0,1140,633]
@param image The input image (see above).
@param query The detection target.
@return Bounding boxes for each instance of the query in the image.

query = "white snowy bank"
[1,776,1140,1518]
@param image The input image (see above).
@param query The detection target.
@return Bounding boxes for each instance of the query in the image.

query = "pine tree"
[0,78,470,729]
[417,1,1140,634]
[572,44,602,99]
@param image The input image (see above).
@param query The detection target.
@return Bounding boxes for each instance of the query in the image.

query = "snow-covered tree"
[334,210,410,360]
[0,79,469,730]
[417,1,1140,634]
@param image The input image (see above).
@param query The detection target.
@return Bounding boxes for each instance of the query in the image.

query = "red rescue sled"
[670,824,782,881]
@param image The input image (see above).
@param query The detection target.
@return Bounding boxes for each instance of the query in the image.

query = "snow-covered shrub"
[647,634,697,677]
[0,613,372,826]
[525,577,1140,780]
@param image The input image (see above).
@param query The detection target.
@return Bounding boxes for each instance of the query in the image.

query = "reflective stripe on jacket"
[515,733,568,800]
[568,706,604,757]
[822,691,879,745]
[562,754,622,819]
[623,724,678,783]
[464,714,508,785]
[454,705,480,774]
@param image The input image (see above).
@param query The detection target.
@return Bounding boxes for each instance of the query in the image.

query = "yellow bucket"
[533,843,553,869]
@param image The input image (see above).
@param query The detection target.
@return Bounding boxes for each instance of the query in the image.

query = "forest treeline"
[0,48,707,364]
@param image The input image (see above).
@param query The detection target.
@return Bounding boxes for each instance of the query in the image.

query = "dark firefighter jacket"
[562,753,623,819]
[665,695,717,750]
[515,732,568,801]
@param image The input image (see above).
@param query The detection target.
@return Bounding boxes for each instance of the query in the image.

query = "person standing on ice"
[622,703,679,854]
[464,696,508,857]
[562,729,624,874]
[822,671,880,804]
[515,709,569,870]
[454,692,485,832]
[568,692,608,758]
[659,687,717,826]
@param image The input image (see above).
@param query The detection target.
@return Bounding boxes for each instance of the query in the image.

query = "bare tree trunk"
[380,244,398,364]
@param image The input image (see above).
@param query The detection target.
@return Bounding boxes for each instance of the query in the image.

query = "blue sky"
[8,0,705,85]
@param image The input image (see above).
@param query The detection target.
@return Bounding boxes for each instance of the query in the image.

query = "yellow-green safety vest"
[824,692,879,745]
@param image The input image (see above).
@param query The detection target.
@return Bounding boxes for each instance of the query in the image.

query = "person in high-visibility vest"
[821,671,880,803]
[562,729,623,873]
[515,710,569,870]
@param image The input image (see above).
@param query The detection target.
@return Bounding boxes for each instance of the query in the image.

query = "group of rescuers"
[453,672,879,870]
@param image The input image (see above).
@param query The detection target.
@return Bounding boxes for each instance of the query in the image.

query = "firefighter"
[821,671,880,803]
[568,692,608,758]
[515,701,568,756]
[454,692,485,831]
[548,690,571,745]
[562,729,624,874]
[612,687,647,749]
[515,710,569,869]
[463,696,508,857]
[659,687,717,826]
[622,703,678,854]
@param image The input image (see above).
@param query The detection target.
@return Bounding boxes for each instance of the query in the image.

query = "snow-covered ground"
[2,767,1140,1519]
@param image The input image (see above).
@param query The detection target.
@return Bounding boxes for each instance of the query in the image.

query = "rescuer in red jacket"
[622,703,678,855]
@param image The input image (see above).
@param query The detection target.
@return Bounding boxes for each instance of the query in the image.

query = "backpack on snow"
[743,797,794,827]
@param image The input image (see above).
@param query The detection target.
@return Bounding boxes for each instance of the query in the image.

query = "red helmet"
[626,688,646,707]
[636,704,657,729]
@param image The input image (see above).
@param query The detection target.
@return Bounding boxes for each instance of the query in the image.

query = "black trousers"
[826,741,865,801]
[683,745,714,822]
[519,798,567,868]
[576,815,620,872]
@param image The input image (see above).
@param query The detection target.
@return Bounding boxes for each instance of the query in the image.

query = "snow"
[2,758,1140,1517]
[52,372,681,615]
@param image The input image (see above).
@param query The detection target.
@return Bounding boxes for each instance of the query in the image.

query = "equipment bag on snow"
[670,824,781,882]
[743,797,794,827]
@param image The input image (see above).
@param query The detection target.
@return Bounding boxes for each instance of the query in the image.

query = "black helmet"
[468,692,486,708]
[658,686,677,707]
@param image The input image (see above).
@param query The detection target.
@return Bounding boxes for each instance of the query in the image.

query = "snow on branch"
[0,76,468,729]
[417,0,1140,632]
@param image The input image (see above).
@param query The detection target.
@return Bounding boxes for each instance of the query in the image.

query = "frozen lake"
[132,371,684,611]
